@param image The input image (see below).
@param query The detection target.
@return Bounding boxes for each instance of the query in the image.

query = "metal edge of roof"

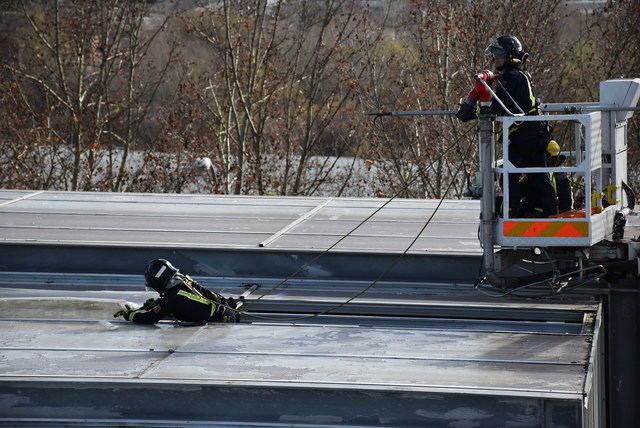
[0,376,584,400]
[0,295,598,315]
[2,189,480,204]
[0,239,483,256]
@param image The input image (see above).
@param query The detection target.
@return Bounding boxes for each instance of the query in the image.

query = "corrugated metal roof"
[0,311,589,396]
[0,190,603,426]
[0,190,481,254]
[0,289,597,426]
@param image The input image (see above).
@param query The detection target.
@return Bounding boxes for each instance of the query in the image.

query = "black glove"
[455,97,478,122]
[113,303,137,319]
[121,310,135,321]
[112,309,134,320]
[143,298,159,310]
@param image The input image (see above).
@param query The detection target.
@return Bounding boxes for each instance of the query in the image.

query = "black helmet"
[485,35,528,67]
[144,259,178,294]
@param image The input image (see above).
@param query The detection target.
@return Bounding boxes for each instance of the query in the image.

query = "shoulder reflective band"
[503,221,588,237]
[519,70,536,109]
[177,290,218,316]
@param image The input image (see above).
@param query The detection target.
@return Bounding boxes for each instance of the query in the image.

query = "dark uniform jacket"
[127,277,237,325]
[496,67,558,216]
[493,66,551,153]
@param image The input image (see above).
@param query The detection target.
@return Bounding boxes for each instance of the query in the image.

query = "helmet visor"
[485,37,505,57]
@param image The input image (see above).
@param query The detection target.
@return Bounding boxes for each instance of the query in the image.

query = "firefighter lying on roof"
[116,259,240,325]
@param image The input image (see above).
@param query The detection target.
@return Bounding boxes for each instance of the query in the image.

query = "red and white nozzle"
[468,70,496,103]
[475,70,496,83]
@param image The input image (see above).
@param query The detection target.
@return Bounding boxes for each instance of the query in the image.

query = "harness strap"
[177,280,218,317]
[505,70,541,134]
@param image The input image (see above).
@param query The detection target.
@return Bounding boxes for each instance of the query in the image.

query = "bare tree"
[185,0,387,196]
[1,0,173,191]
[361,0,568,199]
[1,0,636,198]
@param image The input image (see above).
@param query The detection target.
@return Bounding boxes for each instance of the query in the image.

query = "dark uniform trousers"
[508,133,558,217]
[552,172,573,213]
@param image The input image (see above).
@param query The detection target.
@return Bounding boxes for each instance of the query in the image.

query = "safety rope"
[252,124,476,304]
[474,264,607,299]
[159,122,475,323]
[215,78,523,320]
[162,124,475,323]
[238,126,478,321]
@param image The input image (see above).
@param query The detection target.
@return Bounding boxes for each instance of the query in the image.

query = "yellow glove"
[547,140,560,157]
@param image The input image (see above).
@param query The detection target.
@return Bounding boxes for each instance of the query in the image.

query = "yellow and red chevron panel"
[503,220,589,238]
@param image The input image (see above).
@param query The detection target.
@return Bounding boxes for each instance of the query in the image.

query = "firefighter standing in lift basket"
[115,259,240,325]
[456,35,558,218]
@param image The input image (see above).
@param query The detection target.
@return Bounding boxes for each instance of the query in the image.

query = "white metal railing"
[494,111,614,247]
